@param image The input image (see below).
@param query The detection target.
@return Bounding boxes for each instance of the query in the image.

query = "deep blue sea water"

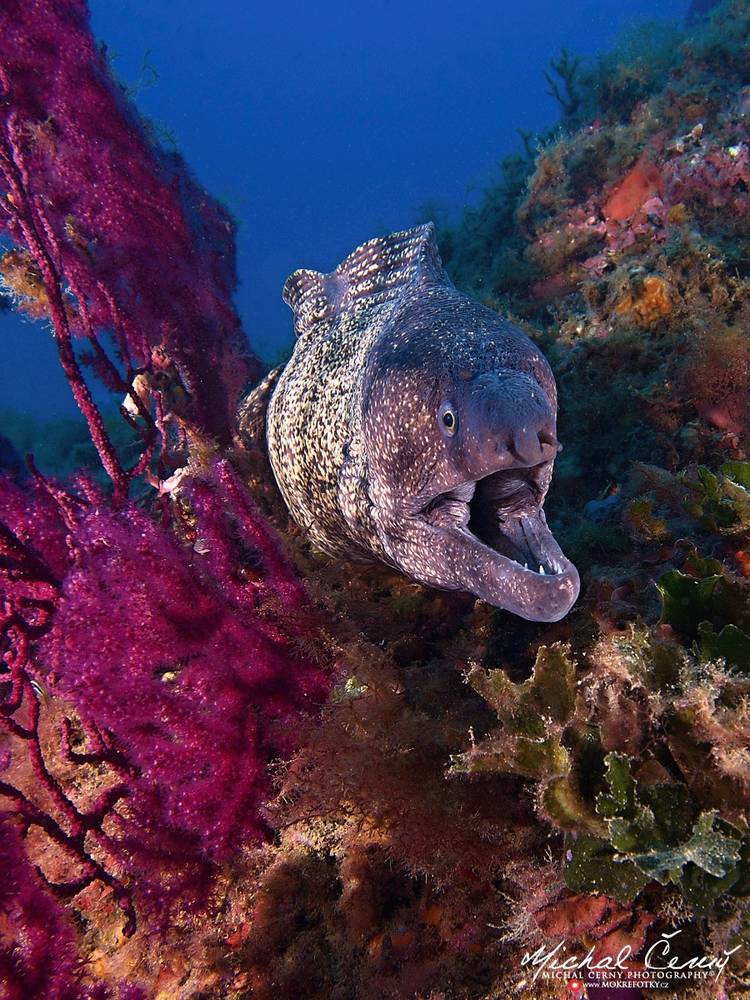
[1,0,686,419]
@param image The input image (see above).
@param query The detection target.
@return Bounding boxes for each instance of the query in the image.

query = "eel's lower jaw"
[464,509,581,622]
[420,470,580,622]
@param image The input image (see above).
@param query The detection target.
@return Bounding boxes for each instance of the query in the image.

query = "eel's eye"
[438,402,458,436]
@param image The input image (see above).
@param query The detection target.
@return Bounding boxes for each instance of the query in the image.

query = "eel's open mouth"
[420,462,580,621]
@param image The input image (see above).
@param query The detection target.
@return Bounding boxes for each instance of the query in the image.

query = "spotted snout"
[463,370,559,472]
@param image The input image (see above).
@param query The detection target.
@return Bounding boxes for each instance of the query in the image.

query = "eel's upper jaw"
[421,463,580,622]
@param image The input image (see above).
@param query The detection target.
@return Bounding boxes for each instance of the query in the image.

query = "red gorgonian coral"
[0,0,260,501]
[0,1,333,993]
[0,814,145,999]
[1,461,330,925]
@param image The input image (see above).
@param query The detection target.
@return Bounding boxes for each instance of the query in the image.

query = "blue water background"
[1,0,686,418]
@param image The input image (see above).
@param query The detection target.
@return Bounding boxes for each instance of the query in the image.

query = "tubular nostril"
[511,426,543,464]
[538,430,562,453]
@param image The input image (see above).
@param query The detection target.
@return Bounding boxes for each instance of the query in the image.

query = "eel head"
[368,367,580,622]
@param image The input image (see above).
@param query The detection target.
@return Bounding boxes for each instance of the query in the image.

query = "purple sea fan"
[0,0,258,460]
[41,462,331,908]
[0,0,334,937]
[0,473,71,587]
[0,815,144,1000]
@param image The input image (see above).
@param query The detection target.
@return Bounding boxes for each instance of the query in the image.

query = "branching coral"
[44,461,328,871]
[0,815,144,1000]
[0,460,332,941]
[0,2,331,995]
[0,0,260,498]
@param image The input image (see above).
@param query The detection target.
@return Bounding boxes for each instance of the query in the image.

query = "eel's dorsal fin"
[282,222,447,339]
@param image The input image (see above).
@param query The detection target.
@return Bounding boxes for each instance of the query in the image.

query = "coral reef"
[2,1,750,998]
[426,1,750,994]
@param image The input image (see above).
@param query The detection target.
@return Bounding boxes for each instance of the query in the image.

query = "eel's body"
[239,224,579,622]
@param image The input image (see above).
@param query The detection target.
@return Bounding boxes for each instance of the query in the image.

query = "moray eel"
[239,224,579,622]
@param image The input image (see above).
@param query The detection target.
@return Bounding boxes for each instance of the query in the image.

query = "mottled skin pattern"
[239,224,580,622]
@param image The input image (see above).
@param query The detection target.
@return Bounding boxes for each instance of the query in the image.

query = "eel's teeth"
[539,564,546,575]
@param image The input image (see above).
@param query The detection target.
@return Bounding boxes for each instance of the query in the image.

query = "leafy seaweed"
[564,834,650,904]
[658,559,750,671]
[596,753,744,911]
